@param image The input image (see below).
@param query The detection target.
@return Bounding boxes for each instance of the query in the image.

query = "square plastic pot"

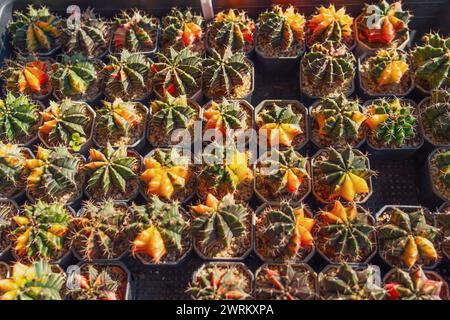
[417,96,450,148]
[0,146,33,202]
[0,198,19,259]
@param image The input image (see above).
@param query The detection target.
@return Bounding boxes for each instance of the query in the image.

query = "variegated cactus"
[423,89,450,142]
[203,99,248,135]
[436,150,450,190]
[0,143,30,198]
[0,201,14,254]
[367,49,409,88]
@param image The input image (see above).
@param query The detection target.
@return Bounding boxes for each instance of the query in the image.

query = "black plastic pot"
[417,96,450,149]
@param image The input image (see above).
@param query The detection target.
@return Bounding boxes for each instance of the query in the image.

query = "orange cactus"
[38,102,61,136]
[288,208,315,256]
[132,225,167,263]
[260,123,302,147]
[191,193,220,215]
[18,60,50,94]
[182,22,202,46]
[308,5,353,45]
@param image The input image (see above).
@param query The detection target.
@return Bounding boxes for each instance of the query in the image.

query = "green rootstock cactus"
[423,89,450,141]
[436,150,450,189]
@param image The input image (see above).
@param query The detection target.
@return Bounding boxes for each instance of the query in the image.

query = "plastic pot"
[0,198,19,259]
[422,147,450,206]
[417,97,450,148]
[0,146,33,202]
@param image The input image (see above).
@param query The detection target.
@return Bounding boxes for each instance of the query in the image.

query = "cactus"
[140,149,191,200]
[203,48,252,99]
[411,33,450,91]
[24,146,81,202]
[161,7,204,53]
[0,143,29,198]
[191,193,249,257]
[84,143,139,199]
[307,5,353,47]
[208,9,255,54]
[203,99,248,135]
[301,41,356,97]
[9,5,61,55]
[103,50,152,100]
[151,48,202,98]
[257,103,303,147]
[70,200,132,261]
[377,207,440,268]
[62,8,109,58]
[316,201,376,263]
[385,267,444,300]
[189,264,251,300]
[112,9,158,53]
[315,146,374,202]
[257,5,306,56]
[436,150,450,189]
[256,203,315,260]
[319,263,386,300]
[437,207,450,259]
[0,93,40,144]
[0,202,14,253]
[131,196,190,263]
[50,54,101,100]
[357,0,411,48]
[11,200,71,261]
[39,99,91,151]
[0,260,65,300]
[423,89,450,141]
[367,49,409,87]
[365,98,417,147]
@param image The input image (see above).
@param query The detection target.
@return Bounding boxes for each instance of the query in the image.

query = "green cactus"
[368,49,409,86]
[411,33,450,91]
[423,89,450,141]
[203,99,248,134]
[436,150,450,189]
[151,48,202,98]
[0,202,14,253]
[9,5,62,55]
[0,143,29,197]
[259,104,301,127]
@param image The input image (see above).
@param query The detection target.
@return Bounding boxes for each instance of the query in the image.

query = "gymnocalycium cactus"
[111,10,158,53]
[203,99,248,136]
[316,201,376,263]
[9,5,62,55]
[132,196,190,264]
[257,5,306,57]
[0,143,30,198]
[436,149,450,190]
[422,89,450,143]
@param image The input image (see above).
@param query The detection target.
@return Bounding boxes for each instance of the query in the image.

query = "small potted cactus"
[188,262,253,300]
[436,202,450,260]
[256,100,307,150]
[0,199,18,257]
[0,143,33,200]
[355,0,411,54]
[191,193,253,260]
[9,5,62,56]
[255,148,311,204]
[84,144,142,201]
[0,260,65,300]
[306,5,354,49]
[140,148,195,203]
[102,50,152,101]
[150,48,203,101]
[50,54,104,102]
[0,261,8,279]
[1,56,52,100]
[25,146,85,205]
[376,206,442,269]
[61,8,110,59]
[411,33,449,94]
[255,263,317,300]
[312,146,375,204]
[359,49,412,97]
[207,9,255,55]
[10,200,73,263]
[110,9,159,54]
[66,262,131,300]
[300,41,356,99]
[131,196,191,265]
[310,94,366,149]
[384,267,449,300]
[255,203,315,263]
[0,93,41,146]
[418,89,450,147]
[94,98,149,149]
[147,94,200,147]
[203,48,254,101]
[427,148,450,202]
[38,99,95,153]
[160,7,204,55]
[364,98,423,159]
[318,263,386,300]
[314,201,376,264]
[70,200,134,261]
[198,144,254,202]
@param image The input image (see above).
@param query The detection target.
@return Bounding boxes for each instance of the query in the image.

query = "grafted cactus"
[0,143,29,198]
[257,5,306,56]
[377,207,440,268]
[103,50,152,100]
[365,98,417,147]
[307,5,353,47]
[203,99,248,134]
[411,33,450,91]
[423,89,450,141]
[111,10,158,53]
[62,8,109,58]
[151,48,202,98]
[436,150,450,189]
[132,196,190,263]
[9,5,62,55]
[301,42,356,97]
[319,263,386,300]
[208,9,255,54]
[203,48,252,99]
[367,49,409,87]
[0,202,14,254]
[316,201,375,263]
